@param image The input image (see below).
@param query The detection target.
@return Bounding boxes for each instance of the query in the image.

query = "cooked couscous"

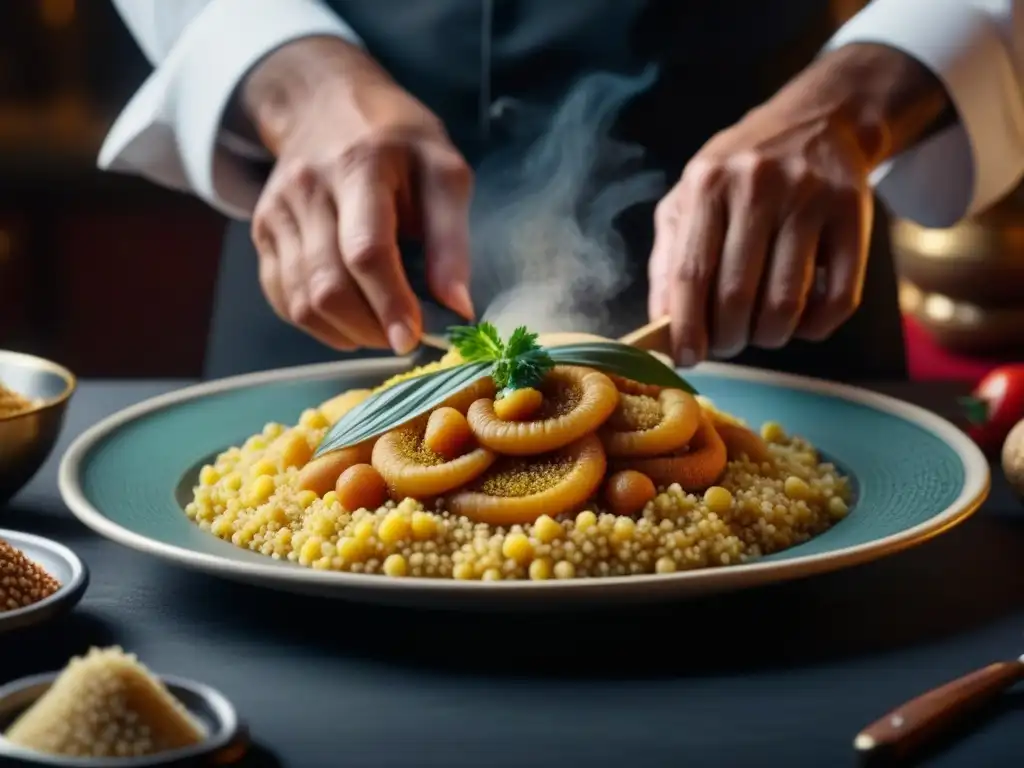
[5,647,206,758]
[185,329,852,581]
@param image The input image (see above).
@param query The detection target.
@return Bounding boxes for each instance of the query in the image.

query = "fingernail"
[449,284,476,320]
[677,348,698,368]
[388,321,418,355]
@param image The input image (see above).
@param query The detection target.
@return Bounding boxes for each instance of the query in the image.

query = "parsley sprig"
[448,323,554,397]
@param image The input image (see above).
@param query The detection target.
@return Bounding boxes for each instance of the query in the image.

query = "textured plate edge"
[56,358,991,603]
[0,528,89,631]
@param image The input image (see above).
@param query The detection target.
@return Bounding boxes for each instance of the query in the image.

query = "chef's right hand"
[243,37,474,354]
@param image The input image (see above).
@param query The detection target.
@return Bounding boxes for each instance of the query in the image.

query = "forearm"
[823,0,1024,228]
[774,42,953,167]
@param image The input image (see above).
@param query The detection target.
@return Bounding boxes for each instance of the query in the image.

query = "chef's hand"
[649,43,949,366]
[242,37,474,354]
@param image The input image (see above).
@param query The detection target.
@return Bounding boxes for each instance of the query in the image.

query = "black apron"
[204,0,905,382]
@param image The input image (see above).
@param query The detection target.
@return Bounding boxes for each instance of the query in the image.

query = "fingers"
[750,213,819,349]
[647,218,673,322]
[657,163,728,366]
[710,160,773,358]
[417,143,475,319]
[290,187,388,349]
[336,161,423,355]
[254,206,356,351]
[795,187,872,341]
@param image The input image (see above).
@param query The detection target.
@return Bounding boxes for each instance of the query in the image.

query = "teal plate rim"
[56,358,992,605]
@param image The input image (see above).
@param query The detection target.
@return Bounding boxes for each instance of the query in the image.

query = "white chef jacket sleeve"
[98,0,363,220]
[828,0,1024,228]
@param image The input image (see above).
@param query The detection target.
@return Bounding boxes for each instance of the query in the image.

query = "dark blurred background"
[0,0,1017,381]
[0,0,226,379]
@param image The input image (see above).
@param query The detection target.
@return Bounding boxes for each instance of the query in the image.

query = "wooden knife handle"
[854,661,1024,763]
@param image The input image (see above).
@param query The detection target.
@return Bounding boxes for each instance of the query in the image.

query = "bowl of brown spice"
[0,529,87,633]
[0,350,76,505]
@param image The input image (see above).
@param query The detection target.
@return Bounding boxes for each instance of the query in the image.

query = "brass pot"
[0,350,76,504]
[899,280,1024,353]
[893,187,1024,305]
[893,184,1024,352]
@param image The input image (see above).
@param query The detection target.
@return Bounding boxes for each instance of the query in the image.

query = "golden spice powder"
[0,381,34,418]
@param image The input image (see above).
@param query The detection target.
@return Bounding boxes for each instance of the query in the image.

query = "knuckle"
[337,141,390,176]
[279,163,320,199]
[343,236,389,273]
[431,151,473,191]
[765,289,805,320]
[673,257,714,287]
[250,219,270,251]
[717,279,756,308]
[307,269,344,313]
[287,297,316,328]
[733,153,782,193]
[788,165,828,203]
[250,207,278,252]
[654,195,678,228]
[684,157,728,195]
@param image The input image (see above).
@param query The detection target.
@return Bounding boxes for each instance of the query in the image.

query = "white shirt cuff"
[98,0,362,220]
[828,0,1024,227]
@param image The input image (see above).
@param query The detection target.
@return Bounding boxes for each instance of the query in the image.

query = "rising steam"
[469,67,666,338]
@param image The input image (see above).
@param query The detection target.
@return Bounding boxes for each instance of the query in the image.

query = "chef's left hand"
[645,39,955,366]
[649,99,875,367]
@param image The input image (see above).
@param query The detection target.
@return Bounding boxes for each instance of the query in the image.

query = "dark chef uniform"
[104,1,907,381]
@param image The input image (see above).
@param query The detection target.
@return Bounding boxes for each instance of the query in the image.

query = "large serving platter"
[58,357,989,610]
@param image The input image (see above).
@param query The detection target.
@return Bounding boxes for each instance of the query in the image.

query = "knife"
[854,656,1024,765]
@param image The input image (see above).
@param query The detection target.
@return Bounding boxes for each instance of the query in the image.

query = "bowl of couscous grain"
[1,351,75,505]
[57,334,989,610]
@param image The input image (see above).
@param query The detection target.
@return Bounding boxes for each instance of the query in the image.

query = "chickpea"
[783,475,812,501]
[501,533,534,564]
[275,430,313,469]
[604,470,656,517]
[424,407,473,459]
[761,421,786,443]
[703,486,733,514]
[335,464,388,511]
[383,554,408,577]
[493,387,543,421]
[297,445,371,496]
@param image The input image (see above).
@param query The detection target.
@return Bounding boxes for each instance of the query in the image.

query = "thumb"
[418,144,475,320]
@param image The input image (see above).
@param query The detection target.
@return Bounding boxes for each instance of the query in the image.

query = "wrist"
[238,36,389,155]
[783,43,952,166]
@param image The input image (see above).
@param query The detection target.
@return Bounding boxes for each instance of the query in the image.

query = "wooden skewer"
[617,316,672,354]
[417,315,674,356]
[419,333,452,351]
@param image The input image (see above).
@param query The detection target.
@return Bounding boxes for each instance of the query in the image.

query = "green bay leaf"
[314,361,492,457]
[547,342,698,394]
